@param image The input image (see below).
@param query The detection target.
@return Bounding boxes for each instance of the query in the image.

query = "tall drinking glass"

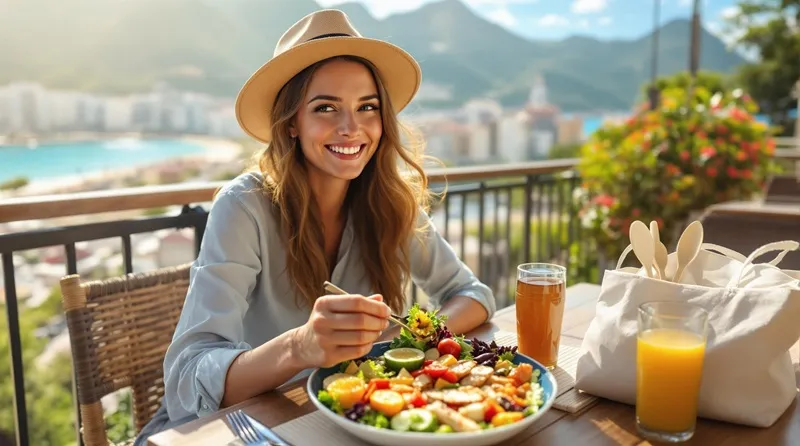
[515,263,566,369]
[636,301,709,443]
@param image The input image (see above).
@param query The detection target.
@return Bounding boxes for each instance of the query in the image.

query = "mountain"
[0,0,746,111]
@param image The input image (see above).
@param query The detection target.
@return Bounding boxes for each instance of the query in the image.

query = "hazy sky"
[316,0,741,41]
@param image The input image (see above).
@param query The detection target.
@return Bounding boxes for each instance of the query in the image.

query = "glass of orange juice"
[515,263,566,369]
[636,301,709,443]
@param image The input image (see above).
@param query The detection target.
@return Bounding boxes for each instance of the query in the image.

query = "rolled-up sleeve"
[163,188,262,421]
[408,208,496,320]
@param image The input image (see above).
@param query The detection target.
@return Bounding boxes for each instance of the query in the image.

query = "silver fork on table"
[226,409,293,446]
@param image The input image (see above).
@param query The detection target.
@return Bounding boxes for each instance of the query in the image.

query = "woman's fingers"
[327,329,384,346]
[319,311,389,332]
[320,294,390,318]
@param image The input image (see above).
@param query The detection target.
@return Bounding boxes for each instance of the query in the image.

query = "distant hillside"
[0,0,746,111]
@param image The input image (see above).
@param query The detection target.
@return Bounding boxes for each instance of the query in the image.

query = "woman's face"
[292,58,383,183]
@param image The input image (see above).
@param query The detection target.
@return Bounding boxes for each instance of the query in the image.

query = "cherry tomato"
[437,338,462,358]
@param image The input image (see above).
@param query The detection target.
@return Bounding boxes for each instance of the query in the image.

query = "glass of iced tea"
[515,263,566,369]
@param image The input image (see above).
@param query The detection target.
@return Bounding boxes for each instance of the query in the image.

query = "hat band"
[308,32,353,41]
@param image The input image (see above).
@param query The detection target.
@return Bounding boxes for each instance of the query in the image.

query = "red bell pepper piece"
[423,363,448,379]
[409,390,427,408]
[370,378,391,390]
[411,369,426,378]
[441,369,459,383]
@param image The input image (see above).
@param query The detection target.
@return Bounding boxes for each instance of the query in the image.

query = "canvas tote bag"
[574,239,800,428]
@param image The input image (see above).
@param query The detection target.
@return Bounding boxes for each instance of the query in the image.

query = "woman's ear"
[289,125,298,139]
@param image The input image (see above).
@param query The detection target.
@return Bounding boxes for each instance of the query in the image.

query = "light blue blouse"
[134,172,495,444]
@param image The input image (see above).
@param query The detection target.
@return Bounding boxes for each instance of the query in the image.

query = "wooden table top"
[148,283,800,445]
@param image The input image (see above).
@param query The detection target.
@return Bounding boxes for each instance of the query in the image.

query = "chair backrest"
[59,263,191,446]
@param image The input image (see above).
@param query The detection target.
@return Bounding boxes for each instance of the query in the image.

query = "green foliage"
[142,207,168,217]
[0,177,29,191]
[548,143,583,160]
[727,0,800,135]
[0,286,136,445]
[641,71,729,100]
[576,76,780,260]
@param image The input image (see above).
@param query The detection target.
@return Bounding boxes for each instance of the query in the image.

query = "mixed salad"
[316,304,546,433]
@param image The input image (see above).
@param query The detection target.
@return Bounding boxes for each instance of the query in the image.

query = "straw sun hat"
[235,9,422,144]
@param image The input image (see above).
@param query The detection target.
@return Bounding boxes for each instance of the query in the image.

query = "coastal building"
[557,114,584,145]
[518,75,559,160]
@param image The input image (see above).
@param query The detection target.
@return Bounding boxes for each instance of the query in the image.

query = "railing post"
[522,175,534,263]
[2,253,29,446]
[477,182,486,280]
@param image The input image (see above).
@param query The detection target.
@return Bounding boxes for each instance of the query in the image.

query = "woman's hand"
[292,294,391,369]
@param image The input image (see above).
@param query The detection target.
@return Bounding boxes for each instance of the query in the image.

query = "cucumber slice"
[390,409,438,432]
[383,348,425,372]
[390,410,414,432]
[408,408,438,432]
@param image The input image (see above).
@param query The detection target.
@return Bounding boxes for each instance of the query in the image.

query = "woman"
[134,9,495,444]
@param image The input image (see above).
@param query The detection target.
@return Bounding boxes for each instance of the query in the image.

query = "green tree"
[548,143,582,160]
[727,0,800,135]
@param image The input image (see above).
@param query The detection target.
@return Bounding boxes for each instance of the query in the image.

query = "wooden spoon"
[650,220,669,280]
[322,281,424,340]
[673,221,704,283]
[629,220,656,279]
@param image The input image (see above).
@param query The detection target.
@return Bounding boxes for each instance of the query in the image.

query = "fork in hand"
[226,409,292,446]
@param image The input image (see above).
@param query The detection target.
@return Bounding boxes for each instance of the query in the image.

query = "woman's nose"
[337,112,359,136]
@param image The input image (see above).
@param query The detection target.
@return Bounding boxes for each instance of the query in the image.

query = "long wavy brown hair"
[248,55,438,314]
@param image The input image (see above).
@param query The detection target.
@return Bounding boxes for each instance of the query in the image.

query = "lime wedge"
[383,348,425,372]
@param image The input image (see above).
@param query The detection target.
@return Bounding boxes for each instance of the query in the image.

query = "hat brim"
[235,36,421,144]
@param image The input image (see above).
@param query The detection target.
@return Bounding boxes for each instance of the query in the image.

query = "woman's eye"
[360,103,379,111]
[314,104,335,113]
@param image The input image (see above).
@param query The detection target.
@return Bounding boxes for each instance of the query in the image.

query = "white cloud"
[538,14,569,27]
[598,16,612,26]
[317,0,429,18]
[720,6,739,20]
[571,0,608,14]
[486,7,518,27]
[318,0,539,18]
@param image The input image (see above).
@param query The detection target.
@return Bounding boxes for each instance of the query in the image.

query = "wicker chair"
[59,264,191,446]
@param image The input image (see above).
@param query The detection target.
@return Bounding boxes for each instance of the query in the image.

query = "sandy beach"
[5,135,244,197]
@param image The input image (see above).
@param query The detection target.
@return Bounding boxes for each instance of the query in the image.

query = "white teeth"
[328,145,362,155]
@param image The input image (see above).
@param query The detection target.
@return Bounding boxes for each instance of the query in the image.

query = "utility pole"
[648,0,662,110]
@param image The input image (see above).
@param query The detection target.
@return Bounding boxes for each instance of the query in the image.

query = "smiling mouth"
[325,144,366,156]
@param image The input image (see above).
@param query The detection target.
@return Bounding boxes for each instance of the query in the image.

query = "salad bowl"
[305,305,558,446]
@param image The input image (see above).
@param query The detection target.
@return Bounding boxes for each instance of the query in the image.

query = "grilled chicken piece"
[427,401,482,432]
[460,365,494,387]
[424,390,444,401]
[413,373,433,390]
[458,402,486,422]
[442,388,485,406]
[449,360,477,380]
